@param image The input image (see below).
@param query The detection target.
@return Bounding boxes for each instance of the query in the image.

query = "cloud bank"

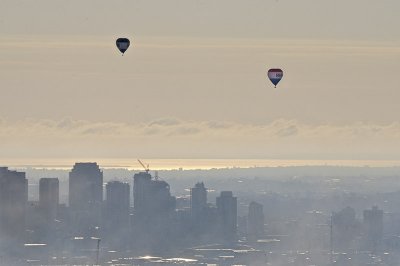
[0,117,399,160]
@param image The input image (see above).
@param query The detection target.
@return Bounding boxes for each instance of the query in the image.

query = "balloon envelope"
[116,38,130,54]
[268,68,283,87]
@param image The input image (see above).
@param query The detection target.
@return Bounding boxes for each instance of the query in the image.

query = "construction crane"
[137,159,149,173]
[137,159,160,180]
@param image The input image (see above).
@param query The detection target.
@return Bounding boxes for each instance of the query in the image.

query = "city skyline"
[1,161,398,265]
[0,163,245,263]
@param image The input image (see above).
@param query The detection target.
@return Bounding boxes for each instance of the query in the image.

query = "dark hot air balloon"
[116,38,130,55]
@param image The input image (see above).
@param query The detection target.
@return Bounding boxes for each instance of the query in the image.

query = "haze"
[1,0,399,161]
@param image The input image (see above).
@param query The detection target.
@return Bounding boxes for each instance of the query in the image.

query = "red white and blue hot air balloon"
[268,68,283,88]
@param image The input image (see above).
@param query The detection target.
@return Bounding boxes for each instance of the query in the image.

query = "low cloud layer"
[0,117,399,160]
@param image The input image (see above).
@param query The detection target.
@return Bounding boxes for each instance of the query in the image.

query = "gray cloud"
[1,117,400,160]
[276,125,298,137]
[168,126,202,136]
[148,117,182,127]
[206,121,235,129]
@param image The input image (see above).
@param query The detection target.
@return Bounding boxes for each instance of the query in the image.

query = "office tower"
[39,178,59,223]
[363,206,383,251]
[133,171,153,215]
[247,201,264,241]
[216,191,237,242]
[132,171,176,251]
[104,181,130,248]
[191,182,207,219]
[0,167,28,240]
[190,182,209,236]
[69,162,103,234]
[105,181,130,229]
[133,172,176,218]
[332,206,359,251]
[69,163,103,209]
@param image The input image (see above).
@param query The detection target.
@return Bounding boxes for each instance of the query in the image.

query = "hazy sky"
[0,0,399,162]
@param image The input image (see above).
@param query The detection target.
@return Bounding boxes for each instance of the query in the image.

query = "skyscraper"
[363,206,383,251]
[0,167,28,241]
[216,191,237,242]
[105,181,130,229]
[133,171,153,215]
[247,201,264,241]
[105,181,130,248]
[133,172,176,219]
[69,162,103,234]
[191,182,207,220]
[332,206,359,251]
[132,172,176,251]
[39,177,59,223]
[190,182,209,236]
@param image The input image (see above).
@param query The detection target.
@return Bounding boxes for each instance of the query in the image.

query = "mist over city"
[1,162,400,265]
[1,0,400,265]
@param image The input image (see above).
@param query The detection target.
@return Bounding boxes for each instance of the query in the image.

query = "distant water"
[2,158,400,170]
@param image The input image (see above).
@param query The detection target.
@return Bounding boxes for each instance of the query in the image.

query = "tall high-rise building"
[363,206,383,251]
[69,162,103,234]
[133,171,153,215]
[39,178,59,223]
[105,181,130,229]
[132,172,176,251]
[216,191,237,242]
[69,163,103,209]
[133,172,176,218]
[104,181,130,248]
[332,206,359,251]
[0,167,28,240]
[247,201,264,241]
[191,182,207,219]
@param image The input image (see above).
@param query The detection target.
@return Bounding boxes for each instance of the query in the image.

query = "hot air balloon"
[268,68,283,88]
[116,38,130,55]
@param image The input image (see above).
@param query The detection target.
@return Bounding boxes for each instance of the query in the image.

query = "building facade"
[39,177,59,223]
[69,162,103,235]
[363,206,383,251]
[247,201,264,241]
[0,167,28,241]
[105,181,130,229]
[216,191,237,242]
